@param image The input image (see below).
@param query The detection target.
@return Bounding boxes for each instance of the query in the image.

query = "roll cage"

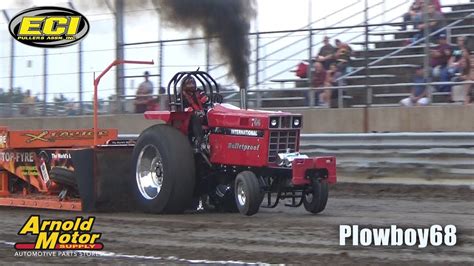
[167,71,222,112]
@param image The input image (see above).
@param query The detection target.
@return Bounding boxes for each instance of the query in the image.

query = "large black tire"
[234,171,263,216]
[303,179,328,214]
[132,124,195,214]
[50,167,77,189]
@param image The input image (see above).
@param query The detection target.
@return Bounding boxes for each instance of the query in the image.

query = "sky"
[0,0,469,102]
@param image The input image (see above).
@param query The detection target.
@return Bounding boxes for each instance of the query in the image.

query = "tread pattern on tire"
[303,180,328,214]
[235,171,262,216]
[50,167,77,189]
[132,124,196,214]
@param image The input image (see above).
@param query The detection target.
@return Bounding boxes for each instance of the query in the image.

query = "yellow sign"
[9,7,89,48]
[15,215,103,250]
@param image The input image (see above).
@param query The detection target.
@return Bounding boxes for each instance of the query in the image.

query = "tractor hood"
[207,104,302,130]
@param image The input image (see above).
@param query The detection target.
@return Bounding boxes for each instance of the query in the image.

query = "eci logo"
[8,6,89,48]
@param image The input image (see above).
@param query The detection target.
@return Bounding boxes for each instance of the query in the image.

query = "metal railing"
[0,90,242,117]
[336,13,474,83]
[300,132,474,179]
[242,80,474,109]
[209,0,362,74]
[253,0,408,88]
[2,79,471,117]
[1,1,473,117]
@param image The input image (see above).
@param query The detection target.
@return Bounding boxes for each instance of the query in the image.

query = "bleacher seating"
[344,2,474,106]
[264,2,474,108]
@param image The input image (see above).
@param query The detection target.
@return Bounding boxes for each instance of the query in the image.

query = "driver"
[180,76,209,152]
[181,76,209,112]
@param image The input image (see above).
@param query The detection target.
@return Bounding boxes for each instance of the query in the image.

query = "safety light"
[270,118,279,128]
[292,117,302,128]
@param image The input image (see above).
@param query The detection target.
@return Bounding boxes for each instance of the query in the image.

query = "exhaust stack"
[240,87,247,109]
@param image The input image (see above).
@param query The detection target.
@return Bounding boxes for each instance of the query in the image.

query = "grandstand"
[257,1,474,108]
[0,1,473,116]
[348,1,474,107]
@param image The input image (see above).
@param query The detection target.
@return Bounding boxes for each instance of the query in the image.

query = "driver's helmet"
[181,76,197,95]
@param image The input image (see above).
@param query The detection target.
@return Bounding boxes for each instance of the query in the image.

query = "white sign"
[0,152,35,163]
[339,225,457,248]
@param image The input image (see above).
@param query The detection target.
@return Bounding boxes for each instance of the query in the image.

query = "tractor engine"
[207,104,304,168]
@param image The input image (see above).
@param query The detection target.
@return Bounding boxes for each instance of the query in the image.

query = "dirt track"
[0,183,473,265]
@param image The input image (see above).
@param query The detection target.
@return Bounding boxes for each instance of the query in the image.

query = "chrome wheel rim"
[136,144,163,200]
[237,182,246,206]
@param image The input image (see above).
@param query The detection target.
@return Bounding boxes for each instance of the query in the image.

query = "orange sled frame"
[0,60,154,211]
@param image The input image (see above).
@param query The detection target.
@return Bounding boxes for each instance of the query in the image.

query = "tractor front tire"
[234,171,263,216]
[132,125,195,214]
[303,179,328,214]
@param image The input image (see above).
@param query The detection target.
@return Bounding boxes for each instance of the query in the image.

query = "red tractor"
[131,71,336,215]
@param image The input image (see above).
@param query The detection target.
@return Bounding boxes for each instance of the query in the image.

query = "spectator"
[448,36,470,76]
[134,71,154,113]
[316,36,336,70]
[310,62,326,106]
[458,56,471,81]
[320,63,341,108]
[431,0,442,12]
[312,62,326,87]
[401,0,424,31]
[66,102,78,116]
[21,89,35,116]
[466,53,473,104]
[457,57,472,104]
[414,3,446,42]
[334,39,352,75]
[430,34,452,92]
[400,66,430,106]
[335,39,353,55]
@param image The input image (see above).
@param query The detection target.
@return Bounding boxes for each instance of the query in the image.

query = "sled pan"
[71,146,135,212]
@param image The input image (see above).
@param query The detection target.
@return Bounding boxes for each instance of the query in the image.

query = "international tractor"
[0,60,336,216]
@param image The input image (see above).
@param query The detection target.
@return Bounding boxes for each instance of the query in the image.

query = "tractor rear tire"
[303,179,328,214]
[234,171,263,216]
[50,167,77,189]
[132,124,195,214]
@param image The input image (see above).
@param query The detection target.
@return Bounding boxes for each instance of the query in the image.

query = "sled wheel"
[50,167,77,189]
[303,179,328,214]
[234,171,263,216]
[132,124,195,214]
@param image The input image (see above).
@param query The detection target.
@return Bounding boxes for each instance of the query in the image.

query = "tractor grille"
[268,130,298,163]
[280,116,292,128]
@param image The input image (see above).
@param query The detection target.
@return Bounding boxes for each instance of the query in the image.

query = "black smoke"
[153,0,256,89]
